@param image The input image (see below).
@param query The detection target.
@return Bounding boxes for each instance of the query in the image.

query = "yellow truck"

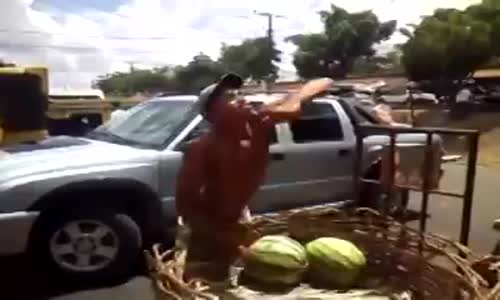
[0,64,142,146]
[47,88,142,136]
[0,65,49,146]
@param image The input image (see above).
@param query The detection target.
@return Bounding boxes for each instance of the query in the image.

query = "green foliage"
[466,0,500,56]
[401,0,500,81]
[287,34,332,78]
[95,69,172,96]
[218,37,281,81]
[289,4,397,79]
[95,36,281,96]
[174,54,225,93]
[350,51,404,75]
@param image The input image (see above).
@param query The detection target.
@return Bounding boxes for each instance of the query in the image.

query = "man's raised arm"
[260,78,334,123]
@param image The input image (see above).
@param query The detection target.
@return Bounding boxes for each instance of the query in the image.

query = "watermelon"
[305,237,366,288]
[243,235,308,285]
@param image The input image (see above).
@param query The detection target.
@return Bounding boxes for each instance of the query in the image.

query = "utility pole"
[254,11,284,90]
[125,61,136,73]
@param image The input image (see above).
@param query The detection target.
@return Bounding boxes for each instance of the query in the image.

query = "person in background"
[174,73,333,281]
[456,79,474,103]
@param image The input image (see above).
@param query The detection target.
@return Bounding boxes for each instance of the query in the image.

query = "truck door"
[252,100,356,211]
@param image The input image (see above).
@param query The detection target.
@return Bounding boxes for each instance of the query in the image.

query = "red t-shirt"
[175,101,273,225]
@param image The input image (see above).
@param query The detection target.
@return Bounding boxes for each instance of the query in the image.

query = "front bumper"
[0,211,39,255]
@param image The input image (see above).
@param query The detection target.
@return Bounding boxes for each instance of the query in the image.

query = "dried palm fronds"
[148,205,500,300]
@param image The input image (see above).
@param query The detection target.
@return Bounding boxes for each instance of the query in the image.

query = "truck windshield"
[87,99,195,149]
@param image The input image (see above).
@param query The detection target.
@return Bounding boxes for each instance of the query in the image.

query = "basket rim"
[147,205,500,300]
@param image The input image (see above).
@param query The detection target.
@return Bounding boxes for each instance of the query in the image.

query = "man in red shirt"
[175,73,333,280]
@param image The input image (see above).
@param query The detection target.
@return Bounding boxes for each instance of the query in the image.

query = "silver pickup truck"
[0,93,442,282]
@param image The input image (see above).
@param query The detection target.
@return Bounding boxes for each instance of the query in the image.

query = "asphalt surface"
[1,163,499,300]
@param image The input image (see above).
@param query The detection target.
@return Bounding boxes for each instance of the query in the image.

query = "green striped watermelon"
[243,235,308,285]
[305,237,366,288]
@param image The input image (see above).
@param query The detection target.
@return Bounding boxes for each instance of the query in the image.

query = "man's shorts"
[176,207,254,254]
[175,207,257,280]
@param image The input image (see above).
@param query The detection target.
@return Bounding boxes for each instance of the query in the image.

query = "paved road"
[2,163,499,300]
[407,163,499,255]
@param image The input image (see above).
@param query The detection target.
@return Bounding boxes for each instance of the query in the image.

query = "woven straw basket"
[146,205,500,300]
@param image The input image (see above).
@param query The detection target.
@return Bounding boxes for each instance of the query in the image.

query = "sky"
[0,0,479,89]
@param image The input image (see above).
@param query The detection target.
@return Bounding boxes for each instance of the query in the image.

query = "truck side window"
[186,110,278,144]
[290,102,343,143]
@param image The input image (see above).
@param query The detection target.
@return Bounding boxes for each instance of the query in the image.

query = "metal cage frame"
[353,124,480,246]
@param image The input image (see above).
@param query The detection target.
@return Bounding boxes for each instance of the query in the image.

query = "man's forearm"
[260,107,301,123]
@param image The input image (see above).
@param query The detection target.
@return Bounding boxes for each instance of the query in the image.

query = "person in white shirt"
[456,88,472,103]
[456,80,475,103]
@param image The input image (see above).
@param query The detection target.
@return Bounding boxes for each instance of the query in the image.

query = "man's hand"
[262,77,334,122]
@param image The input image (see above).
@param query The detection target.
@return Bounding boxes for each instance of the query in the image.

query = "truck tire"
[28,206,142,284]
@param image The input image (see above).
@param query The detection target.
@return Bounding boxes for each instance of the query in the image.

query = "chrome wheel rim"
[49,219,119,272]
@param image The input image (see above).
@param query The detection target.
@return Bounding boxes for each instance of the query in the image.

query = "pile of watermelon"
[242,235,367,288]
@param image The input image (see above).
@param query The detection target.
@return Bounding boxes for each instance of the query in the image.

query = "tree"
[400,7,493,81]
[94,37,282,96]
[288,4,397,79]
[218,37,281,81]
[95,70,172,96]
[287,34,332,79]
[466,0,500,56]
[350,50,404,75]
[95,54,226,95]
[385,50,404,72]
[173,53,225,93]
[0,59,15,67]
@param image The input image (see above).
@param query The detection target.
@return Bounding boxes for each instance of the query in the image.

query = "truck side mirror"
[176,127,210,153]
[177,141,193,153]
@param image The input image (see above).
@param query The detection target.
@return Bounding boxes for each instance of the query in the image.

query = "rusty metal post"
[419,133,434,233]
[409,93,416,127]
[386,130,396,215]
[459,132,479,246]
[353,126,364,208]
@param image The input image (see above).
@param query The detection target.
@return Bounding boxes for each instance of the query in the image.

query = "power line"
[0,41,248,55]
[0,34,295,52]
[0,41,98,52]
[0,28,177,40]
[0,27,277,41]
[0,41,272,54]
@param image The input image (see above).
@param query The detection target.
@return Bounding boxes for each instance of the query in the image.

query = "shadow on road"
[0,254,147,300]
[0,209,423,300]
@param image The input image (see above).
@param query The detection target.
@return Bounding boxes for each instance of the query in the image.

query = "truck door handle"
[338,149,351,157]
[270,152,285,161]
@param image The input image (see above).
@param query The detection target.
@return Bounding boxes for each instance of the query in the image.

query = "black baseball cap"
[198,73,243,118]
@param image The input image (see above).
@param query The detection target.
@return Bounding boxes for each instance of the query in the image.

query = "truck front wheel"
[29,207,142,284]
